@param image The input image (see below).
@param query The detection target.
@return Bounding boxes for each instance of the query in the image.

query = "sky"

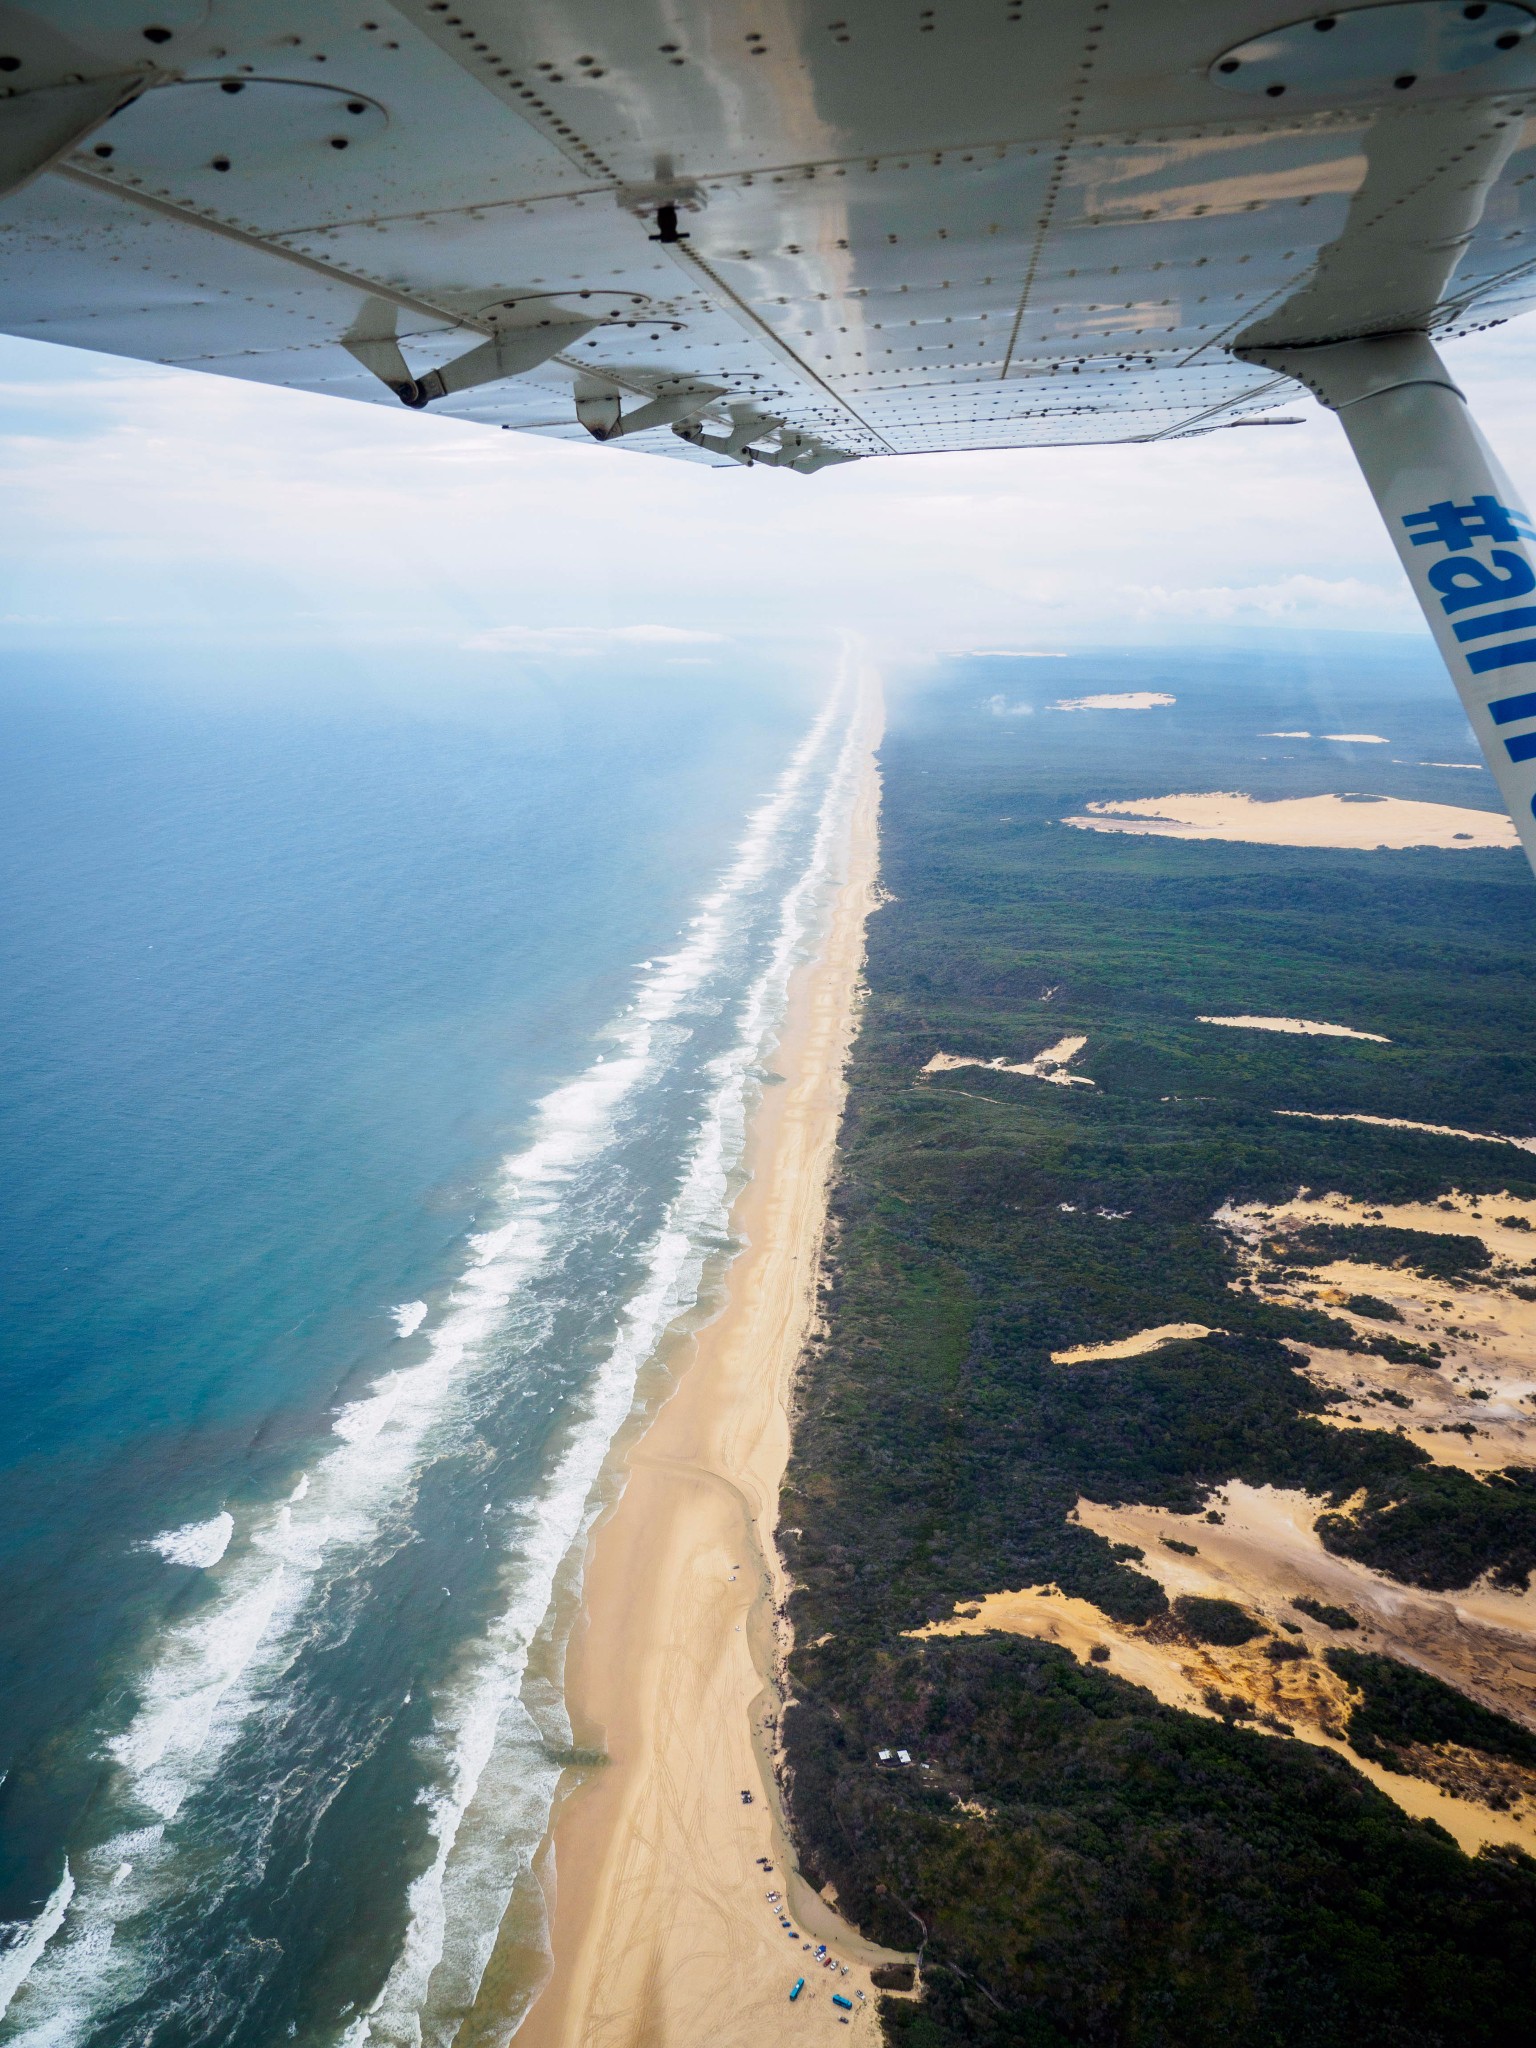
[4,319,1536,675]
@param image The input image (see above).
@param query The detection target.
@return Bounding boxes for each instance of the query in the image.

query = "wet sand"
[512,682,894,2048]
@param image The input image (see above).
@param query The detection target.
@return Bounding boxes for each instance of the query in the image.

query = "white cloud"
[3,320,1536,661]
[1114,575,1415,623]
[462,623,726,654]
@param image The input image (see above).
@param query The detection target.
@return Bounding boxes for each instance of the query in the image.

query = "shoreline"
[511,679,890,2048]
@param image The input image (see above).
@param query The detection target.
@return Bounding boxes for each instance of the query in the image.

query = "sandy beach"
[511,679,893,2048]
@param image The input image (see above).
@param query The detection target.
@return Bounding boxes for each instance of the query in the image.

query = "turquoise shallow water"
[0,649,853,2046]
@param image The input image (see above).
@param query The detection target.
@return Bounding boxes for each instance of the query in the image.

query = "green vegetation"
[1287,1223,1491,1282]
[781,669,1536,2044]
[1293,1598,1359,1631]
[1343,1292,1402,1321]
[1327,1649,1536,1771]
[1173,1595,1264,1645]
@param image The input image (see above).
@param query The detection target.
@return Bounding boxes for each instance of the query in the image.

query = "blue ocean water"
[0,649,861,2046]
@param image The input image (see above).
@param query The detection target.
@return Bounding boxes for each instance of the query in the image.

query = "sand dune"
[913,1189,1536,1858]
[1053,692,1175,711]
[915,1479,1536,1856]
[922,1035,1094,1087]
[1052,1323,1214,1364]
[1062,791,1516,850]
[1276,1109,1536,1155]
[1200,1016,1390,1042]
[1219,1191,1536,1475]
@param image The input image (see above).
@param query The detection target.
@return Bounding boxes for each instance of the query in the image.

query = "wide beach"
[512,676,893,2048]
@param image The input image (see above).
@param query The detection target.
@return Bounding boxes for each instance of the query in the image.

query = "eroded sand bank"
[1061,791,1517,849]
[512,684,896,2048]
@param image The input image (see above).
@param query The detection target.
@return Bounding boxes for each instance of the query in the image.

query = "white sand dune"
[1052,1323,1214,1364]
[1322,733,1387,744]
[1062,790,1516,850]
[923,1035,1095,1087]
[1053,692,1174,711]
[1276,1109,1536,1154]
[1199,1016,1390,1043]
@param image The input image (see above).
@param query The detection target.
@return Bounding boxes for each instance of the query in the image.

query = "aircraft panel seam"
[52,164,487,338]
[999,0,1112,384]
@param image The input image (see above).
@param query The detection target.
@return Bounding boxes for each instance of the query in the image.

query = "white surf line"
[0,696,848,2046]
[353,678,870,2046]
[1275,1109,1536,1154]
[0,1868,72,2024]
[1199,1016,1391,1043]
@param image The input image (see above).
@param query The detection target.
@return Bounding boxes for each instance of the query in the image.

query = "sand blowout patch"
[1061,791,1516,850]
[1053,692,1175,712]
[1261,733,1390,744]
[1052,1323,1215,1364]
[1277,1109,1536,1157]
[1218,1191,1536,1475]
[913,1481,1536,1855]
[1200,1015,1390,1043]
[922,1035,1094,1088]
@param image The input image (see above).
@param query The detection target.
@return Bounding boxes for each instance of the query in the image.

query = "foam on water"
[392,1303,428,1341]
[0,1869,72,2024]
[0,686,852,2046]
[144,1514,233,1570]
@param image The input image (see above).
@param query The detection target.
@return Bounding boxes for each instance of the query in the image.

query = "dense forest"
[780,656,1536,2046]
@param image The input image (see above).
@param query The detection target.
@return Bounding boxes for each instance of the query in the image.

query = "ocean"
[0,645,861,2047]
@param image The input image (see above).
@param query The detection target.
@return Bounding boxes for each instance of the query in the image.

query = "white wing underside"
[4,0,1536,467]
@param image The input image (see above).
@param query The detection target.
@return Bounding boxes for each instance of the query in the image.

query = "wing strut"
[1245,333,1536,876]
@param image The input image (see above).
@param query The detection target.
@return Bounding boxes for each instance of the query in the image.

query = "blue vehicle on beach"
[789,1978,805,2002]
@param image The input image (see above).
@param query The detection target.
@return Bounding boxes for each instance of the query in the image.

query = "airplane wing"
[10,2,1536,869]
[2,0,1534,470]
